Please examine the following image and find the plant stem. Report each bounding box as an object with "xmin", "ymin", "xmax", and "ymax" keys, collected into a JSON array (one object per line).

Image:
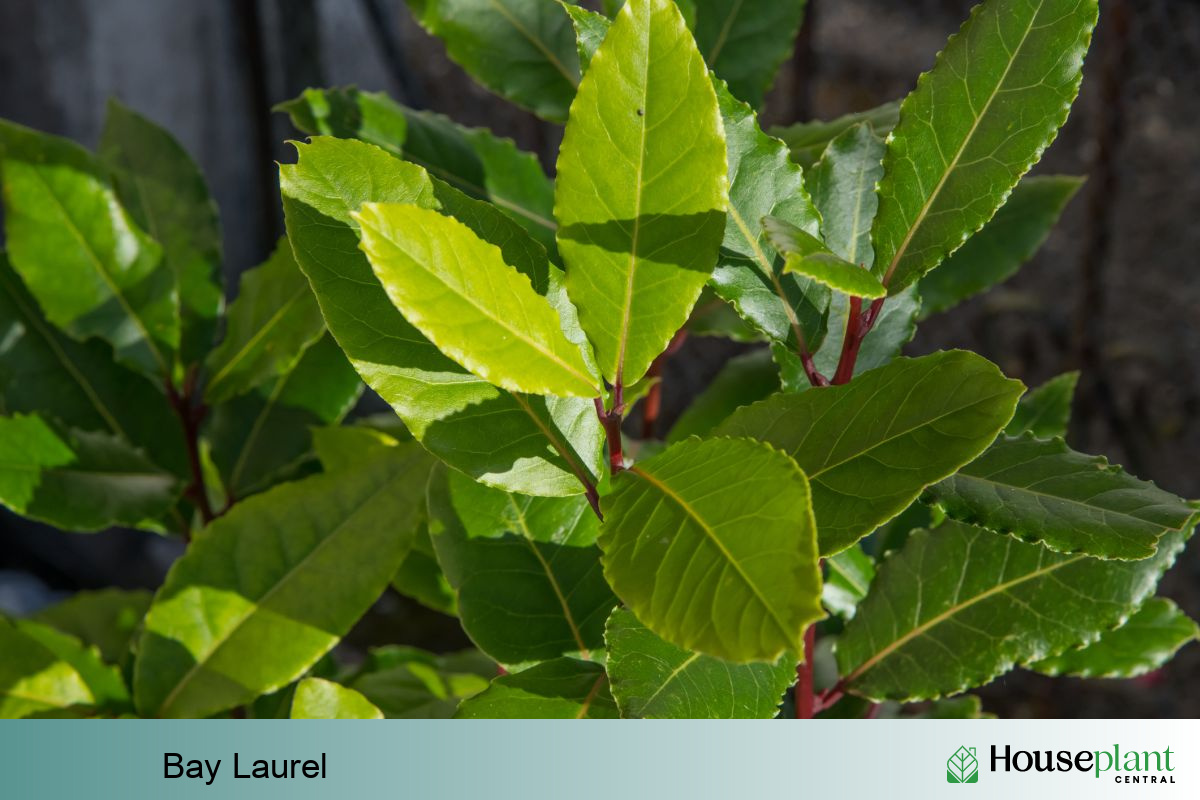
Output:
[
  {"xmin": 832, "ymin": 296, "xmax": 886, "ymax": 385},
  {"xmin": 595, "ymin": 380, "xmax": 625, "ymax": 474},
  {"xmin": 796, "ymin": 624, "xmax": 817, "ymax": 719},
  {"xmin": 799, "ymin": 350, "xmax": 830, "ymax": 388},
  {"xmin": 166, "ymin": 365, "xmax": 215, "ymax": 529}
]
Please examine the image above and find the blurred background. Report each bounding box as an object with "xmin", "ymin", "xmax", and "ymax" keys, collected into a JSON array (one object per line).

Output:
[{"xmin": 1, "ymin": 0, "xmax": 1197, "ymax": 717}]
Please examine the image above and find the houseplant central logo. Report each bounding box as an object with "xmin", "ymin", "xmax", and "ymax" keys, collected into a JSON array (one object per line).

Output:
[{"xmin": 948, "ymin": 746, "xmax": 980, "ymax": 783}]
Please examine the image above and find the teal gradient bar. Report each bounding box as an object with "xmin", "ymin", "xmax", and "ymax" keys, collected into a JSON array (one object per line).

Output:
[{"xmin": 2, "ymin": 719, "xmax": 1195, "ymax": 799}]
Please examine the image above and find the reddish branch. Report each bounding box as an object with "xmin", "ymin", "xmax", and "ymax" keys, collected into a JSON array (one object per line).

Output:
[
  {"xmin": 166, "ymin": 365, "xmax": 214, "ymax": 532},
  {"xmin": 832, "ymin": 296, "xmax": 887, "ymax": 385},
  {"xmin": 796, "ymin": 624, "xmax": 817, "ymax": 719}
]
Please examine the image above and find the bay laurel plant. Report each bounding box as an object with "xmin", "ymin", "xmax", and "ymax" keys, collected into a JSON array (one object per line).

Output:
[{"xmin": 1, "ymin": 0, "xmax": 1197, "ymax": 720}]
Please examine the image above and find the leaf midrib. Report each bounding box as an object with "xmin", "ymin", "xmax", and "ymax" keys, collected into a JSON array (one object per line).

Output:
[
  {"xmin": 485, "ymin": 0, "xmax": 579, "ymax": 89},
  {"xmin": 206, "ymin": 284, "xmax": 312, "ymax": 397}
]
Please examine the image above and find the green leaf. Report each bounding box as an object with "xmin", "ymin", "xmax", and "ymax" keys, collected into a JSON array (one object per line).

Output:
[
  {"xmin": 355, "ymin": 203, "xmax": 600, "ymax": 397},
  {"xmin": 19, "ymin": 426, "xmax": 179, "ymax": 533},
  {"xmin": 290, "ymin": 678, "xmax": 383, "ymax": 719},
  {"xmin": 807, "ymin": 287, "xmax": 921, "ymax": 384},
  {"xmin": 0, "ymin": 618, "xmax": 129, "ymax": 718},
  {"xmin": 763, "ymin": 216, "xmax": 886, "ymax": 299},
  {"xmin": 561, "ymin": 2, "xmax": 609, "ymax": 71},
  {"xmin": 556, "ymin": 0, "xmax": 728, "ymax": 387},
  {"xmin": 280, "ymin": 136, "xmax": 602, "ymax": 497},
  {"xmin": 134, "ymin": 443, "xmax": 430, "ymax": 718},
  {"xmin": 1006, "ymin": 371, "xmax": 1078, "ymax": 439},
  {"xmin": 599, "ymin": 436, "xmax": 823, "ymax": 662},
  {"xmin": 208, "ymin": 334, "xmax": 362, "ymax": 500},
  {"xmin": 0, "ymin": 413, "xmax": 74, "ymax": 512},
  {"xmin": 685, "ymin": 288, "xmax": 765, "ymax": 343},
  {"xmin": 204, "ymin": 238, "xmax": 324, "ymax": 404},
  {"xmin": 919, "ymin": 176, "xmax": 1083, "ymax": 317},
  {"xmin": 0, "ymin": 120, "xmax": 176, "ymax": 379},
  {"xmin": 823, "ymin": 545, "xmax": 874, "ymax": 620},
  {"xmin": 32, "ymin": 589, "xmax": 152, "ymax": 667},
  {"xmin": 1031, "ymin": 598, "xmax": 1199, "ymax": 679},
  {"xmin": 392, "ymin": 529, "xmax": 459, "ymax": 617},
  {"xmin": 405, "ymin": 0, "xmax": 581, "ymax": 122},
  {"xmin": 924, "ymin": 434, "xmax": 1194, "ymax": 561},
  {"xmin": 692, "ymin": 0, "xmax": 807, "ymax": 109},
  {"xmin": 871, "ymin": 0, "xmax": 1098, "ymax": 293},
  {"xmin": 275, "ymin": 88, "xmax": 556, "ymax": 253},
  {"xmin": 100, "ymin": 99, "xmax": 223, "ymax": 366},
  {"xmin": 896, "ymin": 695, "xmax": 990, "ymax": 719},
  {"xmin": 770, "ymin": 101, "xmax": 900, "ymax": 169},
  {"xmin": 0, "ymin": 254, "xmax": 188, "ymax": 479},
  {"xmin": 349, "ymin": 647, "xmax": 494, "ymax": 718},
  {"xmin": 667, "ymin": 348, "xmax": 778, "ymax": 443},
  {"xmin": 708, "ymin": 80, "xmax": 827, "ymax": 360},
  {"xmin": 837, "ymin": 519, "xmax": 1194, "ymax": 701},
  {"xmin": 455, "ymin": 658, "xmax": 617, "ymax": 718},
  {"xmin": 718, "ymin": 351, "xmax": 1022, "ymax": 554},
  {"xmin": 605, "ymin": 607, "xmax": 794, "ymax": 718},
  {"xmin": 428, "ymin": 466, "xmax": 615, "ymax": 664}
]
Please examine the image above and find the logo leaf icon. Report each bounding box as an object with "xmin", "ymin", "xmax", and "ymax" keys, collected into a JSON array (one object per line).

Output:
[{"xmin": 947, "ymin": 746, "xmax": 979, "ymax": 783}]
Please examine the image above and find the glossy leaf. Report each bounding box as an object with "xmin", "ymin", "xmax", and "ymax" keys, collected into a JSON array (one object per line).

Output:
[
  {"xmin": 685, "ymin": 288, "xmax": 765, "ymax": 343},
  {"xmin": 32, "ymin": 589, "xmax": 152, "ymax": 667},
  {"xmin": 807, "ymin": 122, "xmax": 884, "ymax": 273},
  {"xmin": 837, "ymin": 519, "xmax": 1194, "ymax": 701},
  {"xmin": 1006, "ymin": 371, "xmax": 1078, "ymax": 439},
  {"xmin": 1031, "ymin": 598, "xmax": 1199, "ymax": 679},
  {"xmin": 605, "ymin": 607, "xmax": 794, "ymax": 719},
  {"xmin": 919, "ymin": 176, "xmax": 1083, "ymax": 317},
  {"xmin": 455, "ymin": 658, "xmax": 618, "ymax": 719},
  {"xmin": 0, "ymin": 120, "xmax": 176, "ymax": 378},
  {"xmin": 769, "ymin": 101, "xmax": 899, "ymax": 169},
  {"xmin": 871, "ymin": 0, "xmax": 1099, "ymax": 292},
  {"xmin": 556, "ymin": 0, "xmax": 728, "ymax": 387},
  {"xmin": 349, "ymin": 647, "xmax": 493, "ymax": 719},
  {"xmin": 276, "ymin": 87, "xmax": 556, "ymax": 252},
  {"xmin": 823, "ymin": 545, "xmax": 875, "ymax": 620},
  {"xmin": 428, "ymin": 467, "xmax": 615, "ymax": 664},
  {"xmin": 0, "ymin": 255, "xmax": 188, "ymax": 479},
  {"xmin": 718, "ymin": 351, "xmax": 1022, "ymax": 554},
  {"xmin": 708, "ymin": 80, "xmax": 827, "ymax": 359},
  {"xmin": 599, "ymin": 436, "xmax": 823, "ymax": 662},
  {"xmin": 0, "ymin": 618, "xmax": 127, "ymax": 718},
  {"xmin": 924, "ymin": 434, "xmax": 1194, "ymax": 561},
  {"xmin": 290, "ymin": 678, "xmax": 383, "ymax": 719},
  {"xmin": 667, "ymin": 348, "xmax": 778, "ymax": 443},
  {"xmin": 561, "ymin": 2, "xmax": 609, "ymax": 71},
  {"xmin": 208, "ymin": 334, "xmax": 361, "ymax": 500},
  {"xmin": 691, "ymin": 0, "xmax": 807, "ymax": 109},
  {"xmin": 763, "ymin": 216, "xmax": 886, "ymax": 299},
  {"xmin": 393, "ymin": 529, "xmax": 459, "ymax": 617},
  {"xmin": 204, "ymin": 238, "xmax": 324, "ymax": 404},
  {"xmin": 405, "ymin": 0, "xmax": 581, "ymax": 122},
  {"xmin": 280, "ymin": 136, "xmax": 602, "ymax": 497},
  {"xmin": 356, "ymin": 203, "xmax": 600, "ymax": 397},
  {"xmin": 0, "ymin": 414, "xmax": 73, "ymax": 512},
  {"xmin": 134, "ymin": 443, "xmax": 429, "ymax": 718},
  {"xmin": 100, "ymin": 99, "xmax": 223, "ymax": 365}
]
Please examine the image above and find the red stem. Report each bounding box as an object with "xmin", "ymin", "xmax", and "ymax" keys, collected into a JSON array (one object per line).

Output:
[
  {"xmin": 832, "ymin": 296, "xmax": 886, "ymax": 385},
  {"xmin": 796, "ymin": 624, "xmax": 817, "ymax": 719},
  {"xmin": 800, "ymin": 350, "xmax": 830, "ymax": 388},
  {"xmin": 167, "ymin": 366, "xmax": 214, "ymax": 530},
  {"xmin": 594, "ymin": 387, "xmax": 625, "ymax": 475}
]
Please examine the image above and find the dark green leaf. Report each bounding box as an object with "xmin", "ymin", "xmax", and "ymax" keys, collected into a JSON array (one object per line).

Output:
[
  {"xmin": 455, "ymin": 658, "xmax": 618, "ymax": 719},
  {"xmin": 605, "ymin": 607, "xmax": 794, "ymax": 718},
  {"xmin": 100, "ymin": 99, "xmax": 223, "ymax": 365},
  {"xmin": 769, "ymin": 101, "xmax": 900, "ymax": 169},
  {"xmin": 428, "ymin": 466, "xmax": 615, "ymax": 664},
  {"xmin": 349, "ymin": 647, "xmax": 494, "ymax": 718},
  {"xmin": 871, "ymin": 0, "xmax": 1099, "ymax": 292},
  {"xmin": 556, "ymin": 0, "xmax": 728, "ymax": 387},
  {"xmin": 204, "ymin": 238, "xmax": 324, "ymax": 404},
  {"xmin": 599, "ymin": 436, "xmax": 823, "ymax": 662},
  {"xmin": 837, "ymin": 519, "xmax": 1194, "ymax": 701},
  {"xmin": 32, "ymin": 589, "xmax": 152, "ymax": 667},
  {"xmin": 134, "ymin": 442, "xmax": 429, "ymax": 718},
  {"xmin": 1031, "ymin": 598, "xmax": 1199, "ymax": 679},
  {"xmin": 0, "ymin": 617, "xmax": 127, "ymax": 718},
  {"xmin": 823, "ymin": 545, "xmax": 874, "ymax": 620},
  {"xmin": 561, "ymin": 2, "xmax": 609, "ymax": 71},
  {"xmin": 924, "ymin": 434, "xmax": 1194, "ymax": 561},
  {"xmin": 763, "ymin": 215, "xmax": 886, "ymax": 298},
  {"xmin": 692, "ymin": 0, "xmax": 808, "ymax": 109},
  {"xmin": 718, "ymin": 351, "xmax": 1022, "ymax": 554},
  {"xmin": 1006, "ymin": 371, "xmax": 1078, "ymax": 439},
  {"xmin": 405, "ymin": 0, "xmax": 581, "ymax": 122},
  {"xmin": 0, "ymin": 120, "xmax": 176, "ymax": 379},
  {"xmin": 667, "ymin": 348, "xmax": 778, "ymax": 442},
  {"xmin": 685, "ymin": 288, "xmax": 765, "ymax": 343},
  {"xmin": 918, "ymin": 176, "xmax": 1083, "ymax": 317}
]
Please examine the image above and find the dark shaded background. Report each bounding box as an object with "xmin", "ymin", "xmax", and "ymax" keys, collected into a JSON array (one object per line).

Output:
[{"xmin": 1, "ymin": 0, "xmax": 1197, "ymax": 717}]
